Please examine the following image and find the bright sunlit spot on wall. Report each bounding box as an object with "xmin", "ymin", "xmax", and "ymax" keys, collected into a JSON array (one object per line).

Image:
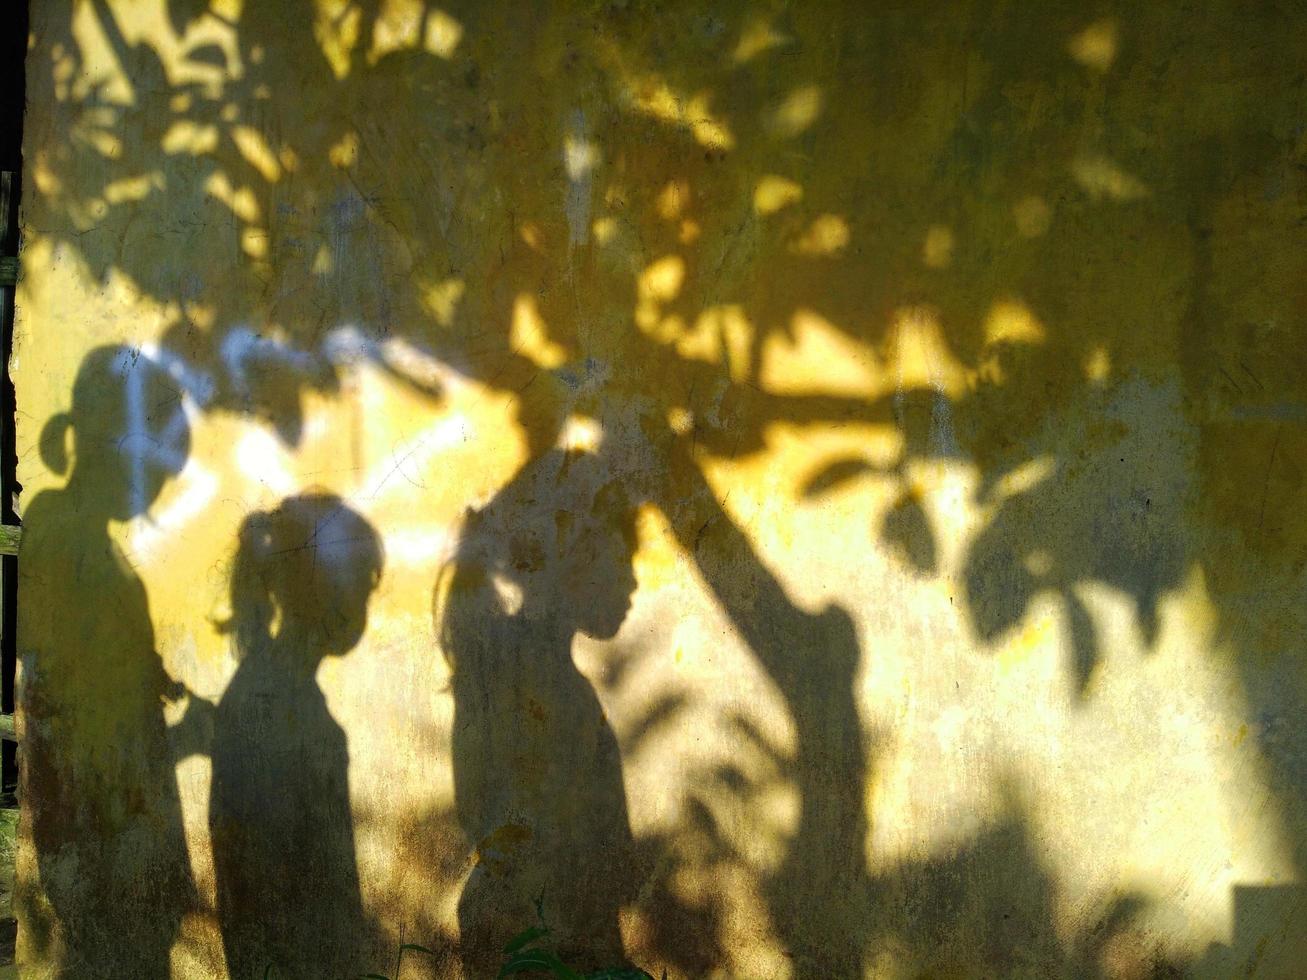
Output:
[
  {"xmin": 770, "ymin": 84, "xmax": 823, "ymax": 138},
  {"xmin": 234, "ymin": 428, "xmax": 297, "ymax": 495},
  {"xmin": 423, "ymin": 9, "xmax": 463, "ymax": 58},
  {"xmin": 790, "ymin": 214, "xmax": 849, "ymax": 256},
  {"xmin": 313, "ymin": 0, "xmax": 363, "ymax": 79},
  {"xmin": 1085, "ymin": 345, "xmax": 1112, "ymax": 383},
  {"xmin": 753, "ymin": 175, "xmax": 803, "ymax": 216},
  {"xmin": 984, "ymin": 299, "xmax": 1046, "ymax": 347},
  {"xmin": 420, "ymin": 277, "xmax": 465, "ymax": 327},
  {"xmin": 636, "ymin": 255, "xmax": 687, "ymax": 332},
  {"xmin": 733, "ymin": 18, "xmax": 790, "ymax": 64},
  {"xmin": 1069, "ymin": 18, "xmax": 1119, "ymax": 72},
  {"xmin": 557, "ymin": 415, "xmax": 604, "ymax": 453},
  {"xmin": 510, "ymin": 295, "xmax": 568, "ymax": 369},
  {"xmin": 627, "ymin": 78, "xmax": 735, "ymax": 151}
]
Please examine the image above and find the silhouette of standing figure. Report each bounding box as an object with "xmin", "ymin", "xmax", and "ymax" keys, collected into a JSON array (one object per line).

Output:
[
  {"xmin": 438, "ymin": 450, "xmax": 639, "ymax": 974},
  {"xmin": 19, "ymin": 346, "xmax": 200, "ymax": 978},
  {"xmin": 209, "ymin": 494, "xmax": 383, "ymax": 980}
]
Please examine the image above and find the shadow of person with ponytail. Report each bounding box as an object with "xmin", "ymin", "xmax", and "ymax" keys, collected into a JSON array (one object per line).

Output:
[
  {"xmin": 208, "ymin": 493, "xmax": 384, "ymax": 980},
  {"xmin": 17, "ymin": 346, "xmax": 203, "ymax": 978},
  {"xmin": 437, "ymin": 450, "xmax": 639, "ymax": 975}
]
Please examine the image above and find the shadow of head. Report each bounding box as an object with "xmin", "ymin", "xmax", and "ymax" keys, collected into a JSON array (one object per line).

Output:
[
  {"xmin": 442, "ymin": 449, "xmax": 639, "ymax": 646},
  {"xmin": 226, "ymin": 493, "xmax": 384, "ymax": 658},
  {"xmin": 39, "ymin": 346, "xmax": 192, "ymax": 520}
]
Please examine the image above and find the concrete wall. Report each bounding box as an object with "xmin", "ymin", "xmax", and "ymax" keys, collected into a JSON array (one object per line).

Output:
[{"xmin": 13, "ymin": 1, "xmax": 1307, "ymax": 977}]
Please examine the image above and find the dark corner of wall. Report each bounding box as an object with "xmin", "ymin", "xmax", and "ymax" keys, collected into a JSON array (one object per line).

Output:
[{"xmin": 0, "ymin": 0, "xmax": 30, "ymax": 800}]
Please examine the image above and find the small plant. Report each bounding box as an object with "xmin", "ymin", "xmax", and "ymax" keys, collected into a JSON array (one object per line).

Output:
[
  {"xmin": 358, "ymin": 939, "xmax": 436, "ymax": 980},
  {"xmin": 497, "ymin": 897, "xmax": 655, "ymax": 980}
]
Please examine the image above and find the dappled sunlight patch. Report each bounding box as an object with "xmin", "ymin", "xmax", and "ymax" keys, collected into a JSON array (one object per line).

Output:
[
  {"xmin": 368, "ymin": 0, "xmax": 425, "ymax": 61},
  {"xmin": 982, "ymin": 298, "xmax": 1046, "ymax": 349},
  {"xmin": 753, "ymin": 174, "xmax": 803, "ymax": 216},
  {"xmin": 127, "ymin": 456, "xmax": 222, "ymax": 562},
  {"xmin": 638, "ymin": 255, "xmax": 686, "ymax": 305},
  {"xmin": 203, "ymin": 171, "xmax": 261, "ymax": 223},
  {"xmin": 1072, "ymin": 155, "xmax": 1149, "ymax": 201},
  {"xmin": 517, "ymin": 220, "xmax": 545, "ymax": 251},
  {"xmin": 556, "ymin": 414, "xmax": 604, "ymax": 454},
  {"xmin": 161, "ymin": 120, "xmax": 219, "ymax": 156},
  {"xmin": 102, "ymin": 171, "xmax": 163, "ymax": 204},
  {"xmin": 30, "ymin": 156, "xmax": 63, "ymax": 196},
  {"xmin": 885, "ymin": 305, "xmax": 969, "ymax": 398},
  {"xmin": 230, "ymin": 125, "xmax": 283, "ymax": 183},
  {"xmin": 419, "ymin": 277, "xmax": 465, "ymax": 326},
  {"xmin": 864, "ymin": 722, "xmax": 1013, "ymax": 873},
  {"xmin": 239, "ymin": 228, "xmax": 267, "ymax": 259},
  {"xmin": 67, "ymin": 1, "xmax": 136, "ymax": 105},
  {"xmin": 1084, "ymin": 345, "xmax": 1112, "ymax": 383},
  {"xmin": 992, "ymin": 604, "xmax": 1058, "ymax": 674},
  {"xmin": 625, "ymin": 78, "xmax": 735, "ymax": 151},
  {"xmin": 921, "ymin": 224, "xmax": 954, "ymax": 268},
  {"xmin": 563, "ymin": 130, "xmax": 600, "ymax": 181},
  {"xmin": 630, "ymin": 504, "xmax": 681, "ymax": 592},
  {"xmin": 591, "ymin": 215, "xmax": 618, "ymax": 244},
  {"xmin": 761, "ymin": 308, "xmax": 880, "ymax": 396},
  {"xmin": 1009, "ymin": 578, "xmax": 1295, "ymax": 961},
  {"xmin": 665, "ymin": 405, "xmax": 694, "ymax": 436},
  {"xmin": 733, "ymin": 18, "xmax": 791, "ymax": 65},
  {"xmin": 989, "ymin": 456, "xmax": 1057, "ymax": 500},
  {"xmin": 789, "ymin": 212, "xmax": 849, "ymax": 255},
  {"xmin": 654, "ymin": 180, "xmax": 690, "ymax": 221},
  {"xmin": 169, "ymin": 914, "xmax": 228, "ymax": 980},
  {"xmin": 635, "ymin": 254, "xmax": 687, "ymax": 333},
  {"xmin": 312, "ymin": 244, "xmax": 335, "ymax": 276},
  {"xmin": 313, "ymin": 0, "xmax": 364, "ymax": 79},
  {"xmin": 672, "ymin": 305, "xmax": 753, "ymax": 381},
  {"xmin": 367, "ymin": 0, "xmax": 462, "ymax": 61},
  {"xmin": 852, "ymin": 552, "xmax": 1295, "ymax": 973},
  {"xmin": 770, "ymin": 84, "xmax": 823, "ymax": 139},
  {"xmin": 510, "ymin": 294, "xmax": 568, "ymax": 369},
  {"xmin": 376, "ymin": 522, "xmax": 459, "ymax": 569},
  {"xmin": 77, "ymin": 127, "xmax": 124, "ymax": 160},
  {"xmin": 327, "ymin": 130, "xmax": 360, "ymax": 169},
  {"xmin": 423, "ymin": 9, "xmax": 464, "ymax": 59},
  {"xmin": 1069, "ymin": 18, "xmax": 1119, "ymax": 73},
  {"xmin": 1013, "ymin": 194, "xmax": 1052, "ymax": 237}
]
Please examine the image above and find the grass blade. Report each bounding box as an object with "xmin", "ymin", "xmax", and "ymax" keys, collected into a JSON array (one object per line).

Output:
[
  {"xmin": 503, "ymin": 925, "xmax": 549, "ymax": 954},
  {"xmin": 498, "ymin": 949, "xmax": 582, "ymax": 979}
]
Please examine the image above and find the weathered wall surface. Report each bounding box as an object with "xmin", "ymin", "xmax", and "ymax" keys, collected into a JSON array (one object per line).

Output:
[{"xmin": 12, "ymin": 1, "xmax": 1307, "ymax": 977}]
